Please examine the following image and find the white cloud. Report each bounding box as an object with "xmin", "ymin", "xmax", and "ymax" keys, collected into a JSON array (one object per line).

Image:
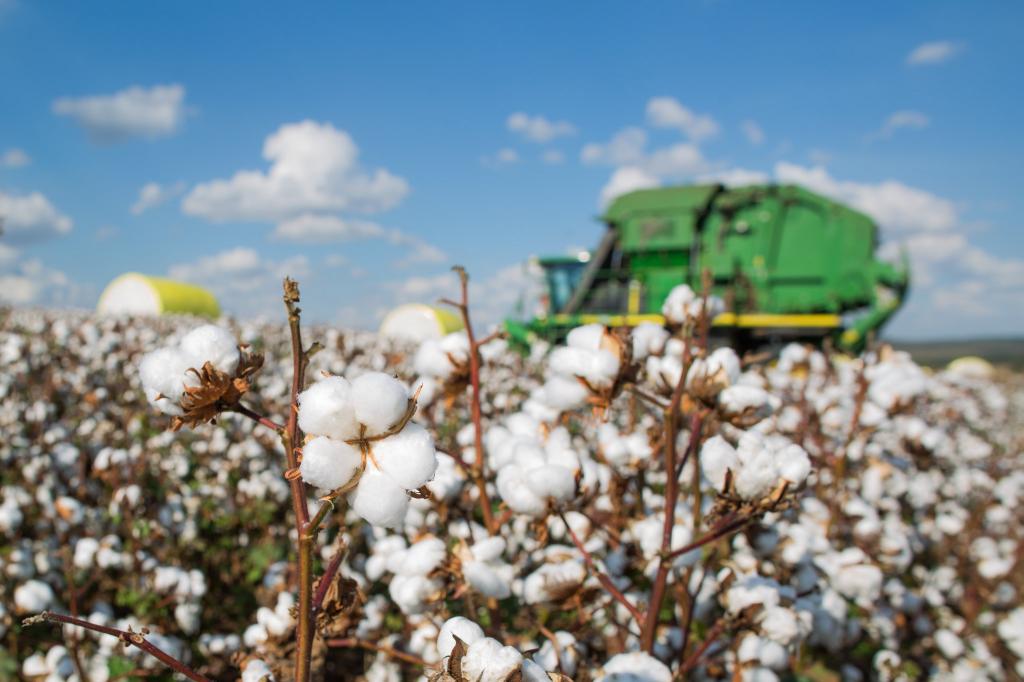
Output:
[
  {"xmin": 53, "ymin": 84, "xmax": 188, "ymax": 142},
  {"xmin": 168, "ymin": 247, "xmax": 311, "ymax": 317},
  {"xmin": 581, "ymin": 127, "xmax": 648, "ymax": 166},
  {"xmin": 906, "ymin": 40, "xmax": 963, "ymax": 66},
  {"xmin": 271, "ymin": 214, "xmax": 388, "ymax": 242},
  {"xmin": 699, "ymin": 167, "xmax": 770, "ymax": 187},
  {"xmin": 482, "ymin": 148, "xmax": 520, "ymax": 168},
  {"xmin": 645, "ymin": 97, "xmax": 719, "ymax": 141},
  {"xmin": 741, "ymin": 120, "xmax": 764, "ymax": 145},
  {"xmin": 643, "ymin": 143, "xmax": 707, "ymax": 178},
  {"xmin": 0, "ymin": 191, "xmax": 73, "ymax": 243},
  {"xmin": 269, "ymin": 213, "xmax": 446, "ymax": 265},
  {"xmin": 1, "ymin": 148, "xmax": 30, "ymax": 168},
  {"xmin": 869, "ymin": 110, "xmax": 930, "ymax": 140},
  {"xmin": 773, "ymin": 162, "xmax": 956, "ymax": 233},
  {"xmin": 599, "ymin": 166, "xmax": 660, "ymax": 207},
  {"xmin": 0, "ymin": 245, "xmax": 82, "ymax": 307},
  {"xmin": 182, "ymin": 120, "xmax": 408, "ymax": 222},
  {"xmin": 506, "ymin": 112, "xmax": 576, "ymax": 143},
  {"xmin": 131, "ymin": 181, "xmax": 186, "ymax": 215},
  {"xmin": 541, "ymin": 149, "xmax": 565, "ymax": 165},
  {"xmin": 393, "ymin": 261, "xmax": 544, "ymax": 329}
]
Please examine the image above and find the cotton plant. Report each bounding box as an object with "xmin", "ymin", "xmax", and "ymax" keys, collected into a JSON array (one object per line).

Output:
[{"xmin": 295, "ymin": 370, "xmax": 439, "ymax": 528}]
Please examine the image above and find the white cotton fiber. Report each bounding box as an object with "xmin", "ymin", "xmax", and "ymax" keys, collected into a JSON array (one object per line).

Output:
[
  {"xmin": 351, "ymin": 372, "xmax": 409, "ymax": 435},
  {"xmin": 14, "ymin": 579, "xmax": 55, "ymax": 613},
  {"xmin": 566, "ymin": 324, "xmax": 606, "ymax": 351},
  {"xmin": 371, "ymin": 423, "xmax": 438, "ymax": 490},
  {"xmin": 297, "ymin": 376, "xmax": 359, "ymax": 440},
  {"xmin": 526, "ymin": 464, "xmax": 576, "ymax": 502},
  {"xmin": 701, "ymin": 435, "xmax": 739, "ymax": 493},
  {"xmin": 349, "ymin": 468, "xmax": 409, "ymax": 528},
  {"xmin": 299, "ymin": 437, "xmax": 361, "ymax": 491},
  {"xmin": 139, "ymin": 347, "xmax": 197, "ymax": 413},
  {"xmin": 462, "ymin": 637, "xmax": 524, "ymax": 682},
  {"xmin": 496, "ymin": 465, "xmax": 548, "ymax": 516},
  {"xmin": 538, "ymin": 376, "xmax": 589, "ymax": 411},
  {"xmin": 776, "ymin": 444, "xmax": 811, "ymax": 486},
  {"xmin": 437, "ymin": 616, "xmax": 485, "ymax": 659},
  {"xmin": 631, "ymin": 322, "xmax": 669, "ymax": 360},
  {"xmin": 598, "ymin": 651, "xmax": 672, "ymax": 682},
  {"xmin": 180, "ymin": 324, "xmax": 239, "ymax": 375}
]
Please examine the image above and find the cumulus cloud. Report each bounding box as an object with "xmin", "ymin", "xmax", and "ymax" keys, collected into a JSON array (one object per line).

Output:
[
  {"xmin": 699, "ymin": 167, "xmax": 770, "ymax": 187},
  {"xmin": 906, "ymin": 40, "xmax": 963, "ymax": 66},
  {"xmin": 52, "ymin": 84, "xmax": 188, "ymax": 142},
  {"xmin": 131, "ymin": 181, "xmax": 186, "ymax": 215},
  {"xmin": 506, "ymin": 112, "xmax": 576, "ymax": 143},
  {"xmin": 741, "ymin": 120, "xmax": 764, "ymax": 145},
  {"xmin": 541, "ymin": 149, "xmax": 565, "ymax": 165},
  {"xmin": 0, "ymin": 245, "xmax": 82, "ymax": 307},
  {"xmin": 645, "ymin": 97, "xmax": 719, "ymax": 141},
  {"xmin": 599, "ymin": 166, "xmax": 660, "ymax": 207},
  {"xmin": 393, "ymin": 260, "xmax": 544, "ymax": 328},
  {"xmin": 269, "ymin": 213, "xmax": 446, "ymax": 265},
  {"xmin": 773, "ymin": 162, "xmax": 956, "ymax": 233},
  {"xmin": 482, "ymin": 148, "xmax": 520, "ymax": 167},
  {"xmin": 869, "ymin": 110, "xmax": 930, "ymax": 140},
  {"xmin": 581, "ymin": 128, "xmax": 648, "ymax": 166},
  {"xmin": 1, "ymin": 148, "xmax": 30, "ymax": 168},
  {"xmin": 182, "ymin": 120, "xmax": 408, "ymax": 222},
  {"xmin": 0, "ymin": 191, "xmax": 73, "ymax": 243},
  {"xmin": 168, "ymin": 247, "xmax": 311, "ymax": 316}
]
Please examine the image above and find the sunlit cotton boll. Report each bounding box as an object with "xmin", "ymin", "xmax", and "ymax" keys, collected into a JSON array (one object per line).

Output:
[
  {"xmin": 597, "ymin": 651, "xmax": 672, "ymax": 682},
  {"xmin": 14, "ymin": 579, "xmax": 55, "ymax": 614},
  {"xmin": 661, "ymin": 284, "xmax": 725, "ymax": 326},
  {"xmin": 298, "ymin": 437, "xmax": 362, "ymax": 491},
  {"xmin": 351, "ymin": 372, "xmax": 409, "ymax": 435},
  {"xmin": 179, "ymin": 324, "xmax": 239, "ymax": 375},
  {"xmin": 241, "ymin": 659, "xmax": 275, "ymax": 682},
  {"xmin": 138, "ymin": 347, "xmax": 197, "ymax": 415},
  {"xmin": 349, "ymin": 468, "xmax": 412, "ymax": 528},
  {"xmin": 369, "ymin": 423, "xmax": 438, "ymax": 491},
  {"xmin": 437, "ymin": 616, "xmax": 485, "ymax": 659},
  {"xmin": 462, "ymin": 637, "xmax": 524, "ymax": 682},
  {"xmin": 297, "ymin": 376, "xmax": 360, "ymax": 440},
  {"xmin": 631, "ymin": 322, "xmax": 669, "ymax": 360}
]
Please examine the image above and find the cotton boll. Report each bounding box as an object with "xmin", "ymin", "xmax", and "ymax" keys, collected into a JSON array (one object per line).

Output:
[
  {"xmin": 662, "ymin": 284, "xmax": 697, "ymax": 325},
  {"xmin": 496, "ymin": 465, "xmax": 548, "ymax": 516},
  {"xmin": 760, "ymin": 606, "xmax": 800, "ymax": 646},
  {"xmin": 934, "ymin": 629, "xmax": 964, "ymax": 659},
  {"xmin": 701, "ymin": 436, "xmax": 739, "ymax": 493},
  {"xmin": 241, "ymin": 659, "xmax": 275, "ymax": 682},
  {"xmin": 598, "ymin": 651, "xmax": 672, "ymax": 682},
  {"xmin": 538, "ymin": 376, "xmax": 589, "ymax": 411},
  {"xmin": 351, "ymin": 373, "xmax": 409, "ymax": 435},
  {"xmin": 525, "ymin": 464, "xmax": 576, "ymax": 502},
  {"xmin": 734, "ymin": 447, "xmax": 778, "ymax": 500},
  {"xmin": 521, "ymin": 659, "xmax": 550, "ymax": 682},
  {"xmin": 462, "ymin": 637, "xmax": 523, "ymax": 682},
  {"xmin": 414, "ymin": 340, "xmax": 455, "ymax": 379},
  {"xmin": 523, "ymin": 560, "xmax": 586, "ymax": 603},
  {"xmin": 389, "ymin": 574, "xmax": 442, "ymax": 614},
  {"xmin": 179, "ymin": 324, "xmax": 239, "ymax": 375},
  {"xmin": 390, "ymin": 537, "xmax": 447, "ymax": 576},
  {"xmin": 299, "ymin": 437, "xmax": 362, "ymax": 491},
  {"xmin": 719, "ymin": 385, "xmax": 775, "ymax": 426},
  {"xmin": 776, "ymin": 444, "xmax": 810, "ymax": 487},
  {"xmin": 138, "ymin": 347, "xmax": 195, "ymax": 413},
  {"xmin": 297, "ymin": 376, "xmax": 359, "ymax": 440},
  {"xmin": 631, "ymin": 322, "xmax": 669, "ymax": 360},
  {"xmin": 174, "ymin": 602, "xmax": 201, "ymax": 635},
  {"xmin": 14, "ymin": 579, "xmax": 55, "ymax": 613},
  {"xmin": 350, "ymin": 468, "xmax": 409, "ymax": 528},
  {"xmin": 738, "ymin": 634, "xmax": 789, "ymax": 670},
  {"xmin": 463, "ymin": 560, "xmax": 512, "ymax": 599},
  {"xmin": 469, "ymin": 537, "xmax": 506, "ymax": 563},
  {"xmin": 73, "ymin": 537, "xmax": 99, "ymax": 569},
  {"xmin": 566, "ymin": 324, "xmax": 606, "ymax": 351},
  {"xmin": 371, "ymin": 423, "xmax": 438, "ymax": 490},
  {"xmin": 437, "ymin": 616, "xmax": 486, "ymax": 659}
]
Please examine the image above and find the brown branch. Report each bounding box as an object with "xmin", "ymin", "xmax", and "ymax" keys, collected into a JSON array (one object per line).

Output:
[
  {"xmin": 666, "ymin": 514, "xmax": 754, "ymax": 562},
  {"xmin": 640, "ymin": 348, "xmax": 699, "ymax": 653},
  {"xmin": 23, "ymin": 612, "xmax": 211, "ymax": 682},
  {"xmin": 326, "ymin": 638, "xmax": 426, "ymax": 667},
  {"xmin": 231, "ymin": 403, "xmax": 285, "ymax": 433},
  {"xmin": 678, "ymin": 616, "xmax": 729, "ymax": 675},
  {"xmin": 441, "ymin": 266, "xmax": 497, "ymax": 535},
  {"xmin": 312, "ymin": 543, "xmax": 347, "ymax": 616},
  {"xmin": 558, "ymin": 512, "xmax": 643, "ymax": 624}
]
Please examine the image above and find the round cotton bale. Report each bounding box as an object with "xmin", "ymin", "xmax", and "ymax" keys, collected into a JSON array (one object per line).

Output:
[
  {"xmin": 379, "ymin": 304, "xmax": 463, "ymax": 343},
  {"xmin": 97, "ymin": 273, "xmax": 220, "ymax": 318}
]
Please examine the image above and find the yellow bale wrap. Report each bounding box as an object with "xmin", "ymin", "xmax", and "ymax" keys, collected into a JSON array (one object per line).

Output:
[{"xmin": 97, "ymin": 273, "xmax": 220, "ymax": 318}]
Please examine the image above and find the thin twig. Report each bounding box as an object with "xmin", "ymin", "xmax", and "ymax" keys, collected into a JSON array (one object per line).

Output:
[
  {"xmin": 312, "ymin": 543, "xmax": 347, "ymax": 616},
  {"xmin": 665, "ymin": 514, "xmax": 753, "ymax": 561},
  {"xmin": 558, "ymin": 512, "xmax": 643, "ymax": 624},
  {"xmin": 231, "ymin": 403, "xmax": 285, "ymax": 433},
  {"xmin": 441, "ymin": 266, "xmax": 497, "ymax": 535},
  {"xmin": 23, "ymin": 612, "xmax": 211, "ymax": 682}
]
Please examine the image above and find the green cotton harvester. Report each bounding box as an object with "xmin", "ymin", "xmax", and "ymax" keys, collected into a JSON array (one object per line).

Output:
[{"xmin": 505, "ymin": 183, "xmax": 909, "ymax": 352}]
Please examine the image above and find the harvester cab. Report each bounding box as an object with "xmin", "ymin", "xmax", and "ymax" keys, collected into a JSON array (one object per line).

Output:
[{"xmin": 505, "ymin": 183, "xmax": 909, "ymax": 353}]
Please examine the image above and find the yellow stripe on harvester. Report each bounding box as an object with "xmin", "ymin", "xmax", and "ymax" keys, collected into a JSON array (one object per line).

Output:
[{"xmin": 549, "ymin": 312, "xmax": 842, "ymax": 329}]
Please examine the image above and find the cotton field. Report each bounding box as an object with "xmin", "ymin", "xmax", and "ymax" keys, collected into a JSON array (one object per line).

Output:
[{"xmin": 1, "ymin": 283, "xmax": 1023, "ymax": 682}]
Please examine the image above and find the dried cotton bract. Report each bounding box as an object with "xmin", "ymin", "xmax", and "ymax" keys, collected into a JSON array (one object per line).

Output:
[{"xmin": 297, "ymin": 371, "xmax": 438, "ymax": 528}]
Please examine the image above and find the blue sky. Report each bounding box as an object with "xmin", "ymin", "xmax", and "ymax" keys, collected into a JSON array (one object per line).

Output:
[{"xmin": 1, "ymin": 1, "xmax": 1021, "ymax": 338}]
